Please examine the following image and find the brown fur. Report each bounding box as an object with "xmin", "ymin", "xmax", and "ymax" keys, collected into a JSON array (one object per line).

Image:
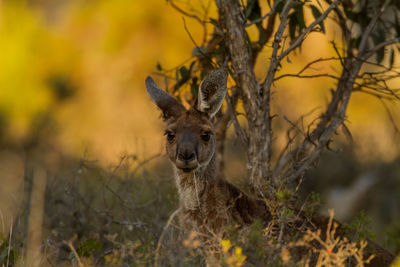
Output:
[
  {"xmin": 166, "ymin": 109, "xmax": 270, "ymax": 233},
  {"xmin": 146, "ymin": 70, "xmax": 394, "ymax": 266}
]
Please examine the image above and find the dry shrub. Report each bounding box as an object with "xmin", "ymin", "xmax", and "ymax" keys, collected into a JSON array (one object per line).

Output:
[
  {"xmin": 154, "ymin": 207, "xmax": 377, "ymax": 267},
  {"xmin": 288, "ymin": 210, "xmax": 375, "ymax": 267}
]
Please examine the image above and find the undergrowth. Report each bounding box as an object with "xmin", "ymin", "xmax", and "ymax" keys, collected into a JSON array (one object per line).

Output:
[{"xmin": 0, "ymin": 154, "xmax": 398, "ymax": 266}]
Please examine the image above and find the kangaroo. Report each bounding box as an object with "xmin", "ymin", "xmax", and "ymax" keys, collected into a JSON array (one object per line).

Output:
[
  {"xmin": 146, "ymin": 69, "xmax": 270, "ymax": 234},
  {"xmin": 145, "ymin": 69, "xmax": 394, "ymax": 266}
]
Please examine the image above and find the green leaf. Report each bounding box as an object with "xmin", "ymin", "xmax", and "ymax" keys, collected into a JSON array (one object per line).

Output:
[
  {"xmin": 341, "ymin": 122, "xmax": 353, "ymax": 144},
  {"xmin": 283, "ymin": 207, "xmax": 294, "ymax": 219},
  {"xmin": 245, "ymin": 0, "xmax": 256, "ymax": 18},
  {"xmin": 376, "ymin": 48, "xmax": 385, "ymax": 64},
  {"xmin": 245, "ymin": 0, "xmax": 261, "ymax": 22},
  {"xmin": 389, "ymin": 48, "xmax": 395, "ymax": 69},
  {"xmin": 190, "ymin": 78, "xmax": 198, "ymax": 98},
  {"xmin": 288, "ymin": 14, "xmax": 297, "ymax": 41},
  {"xmin": 174, "ymin": 66, "xmax": 191, "ymax": 91},
  {"xmin": 175, "ymin": 68, "xmax": 179, "ymax": 84},
  {"xmin": 77, "ymin": 238, "xmax": 102, "ymax": 257},
  {"xmin": 294, "ymin": 5, "xmax": 306, "ymax": 31},
  {"xmin": 372, "ymin": 28, "xmax": 386, "ymax": 64},
  {"xmin": 174, "ymin": 69, "xmax": 182, "ymax": 91},
  {"xmin": 276, "ymin": 0, "xmax": 284, "ymax": 13},
  {"xmin": 394, "ymin": 10, "xmax": 400, "ymax": 37},
  {"xmin": 343, "ymin": 9, "xmax": 358, "ymax": 21},
  {"xmin": 309, "ymin": 5, "xmax": 325, "ymax": 33},
  {"xmin": 188, "ymin": 61, "xmax": 196, "ymax": 74},
  {"xmin": 192, "ymin": 47, "xmax": 207, "ymax": 56},
  {"xmin": 179, "ymin": 66, "xmax": 189, "ymax": 81},
  {"xmin": 276, "ymin": 190, "xmax": 284, "ymax": 200},
  {"xmin": 352, "ymin": 36, "xmax": 361, "ymax": 49},
  {"xmin": 209, "ymin": 18, "xmax": 219, "ymax": 26},
  {"xmin": 258, "ymin": 23, "xmax": 267, "ymax": 45}
]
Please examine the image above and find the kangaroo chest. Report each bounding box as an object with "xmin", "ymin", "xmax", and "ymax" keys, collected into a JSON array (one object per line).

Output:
[{"xmin": 175, "ymin": 172, "xmax": 237, "ymax": 231}]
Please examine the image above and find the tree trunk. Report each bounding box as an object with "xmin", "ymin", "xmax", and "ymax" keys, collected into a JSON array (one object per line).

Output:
[{"xmin": 216, "ymin": 0, "xmax": 271, "ymax": 188}]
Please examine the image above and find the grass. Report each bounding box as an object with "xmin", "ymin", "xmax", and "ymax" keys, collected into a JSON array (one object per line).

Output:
[{"xmin": 0, "ymin": 152, "xmax": 399, "ymax": 266}]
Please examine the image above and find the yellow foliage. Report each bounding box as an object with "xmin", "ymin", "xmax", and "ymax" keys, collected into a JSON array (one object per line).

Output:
[
  {"xmin": 292, "ymin": 210, "xmax": 375, "ymax": 267},
  {"xmin": 0, "ymin": 2, "xmax": 52, "ymax": 137},
  {"xmin": 0, "ymin": 0, "xmax": 399, "ymax": 163},
  {"xmin": 220, "ymin": 239, "xmax": 246, "ymax": 267},
  {"xmin": 221, "ymin": 239, "xmax": 231, "ymax": 253},
  {"xmin": 183, "ymin": 231, "xmax": 201, "ymax": 249},
  {"xmin": 391, "ymin": 254, "xmax": 400, "ymax": 267}
]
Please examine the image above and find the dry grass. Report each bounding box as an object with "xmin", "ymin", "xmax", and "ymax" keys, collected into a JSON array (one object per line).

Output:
[
  {"xmin": 0, "ymin": 153, "xmax": 398, "ymax": 266},
  {"xmin": 153, "ymin": 204, "xmax": 379, "ymax": 266},
  {"xmin": 288, "ymin": 210, "xmax": 375, "ymax": 267}
]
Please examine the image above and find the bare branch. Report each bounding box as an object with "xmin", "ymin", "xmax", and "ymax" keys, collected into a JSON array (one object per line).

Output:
[
  {"xmin": 361, "ymin": 58, "xmax": 400, "ymax": 74},
  {"xmin": 245, "ymin": 0, "xmax": 282, "ymax": 27},
  {"xmin": 274, "ymin": 57, "xmax": 340, "ymax": 81},
  {"xmin": 332, "ymin": 6, "xmax": 352, "ymax": 57},
  {"xmin": 217, "ymin": 0, "xmax": 259, "ymax": 109},
  {"xmin": 358, "ymin": 0, "xmax": 392, "ymax": 54},
  {"xmin": 262, "ymin": 0, "xmax": 293, "ymax": 94},
  {"xmin": 155, "ymin": 209, "xmax": 180, "ymax": 267},
  {"xmin": 167, "ymin": 0, "xmax": 210, "ymax": 46},
  {"xmin": 251, "ymin": 0, "xmax": 294, "ymax": 181},
  {"xmin": 275, "ymin": 73, "xmax": 339, "ymax": 81},
  {"xmin": 218, "ymin": 0, "xmax": 272, "ymax": 186},
  {"xmin": 63, "ymin": 236, "xmax": 84, "ymax": 267},
  {"xmin": 283, "ymin": 115, "xmax": 317, "ymax": 147},
  {"xmin": 362, "ymin": 37, "xmax": 400, "ymax": 60},
  {"xmin": 293, "ymin": 57, "xmax": 339, "ymax": 76},
  {"xmin": 215, "ymin": 87, "xmax": 241, "ymax": 173},
  {"xmin": 379, "ymin": 98, "xmax": 400, "ymax": 137},
  {"xmin": 167, "ymin": 0, "xmax": 205, "ymax": 25},
  {"xmin": 275, "ymin": 52, "xmax": 361, "ymax": 183},
  {"xmin": 226, "ymin": 88, "xmax": 248, "ymax": 145},
  {"xmin": 279, "ymin": 0, "xmax": 341, "ymax": 60},
  {"xmin": 182, "ymin": 17, "xmax": 216, "ymax": 68}
]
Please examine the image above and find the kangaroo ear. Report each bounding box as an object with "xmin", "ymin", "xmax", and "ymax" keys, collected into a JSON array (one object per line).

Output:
[
  {"xmin": 146, "ymin": 76, "xmax": 185, "ymax": 120},
  {"xmin": 197, "ymin": 69, "xmax": 227, "ymax": 118}
]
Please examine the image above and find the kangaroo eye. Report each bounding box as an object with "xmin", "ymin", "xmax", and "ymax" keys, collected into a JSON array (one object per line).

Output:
[
  {"xmin": 164, "ymin": 130, "xmax": 175, "ymax": 142},
  {"xmin": 201, "ymin": 131, "xmax": 212, "ymax": 142}
]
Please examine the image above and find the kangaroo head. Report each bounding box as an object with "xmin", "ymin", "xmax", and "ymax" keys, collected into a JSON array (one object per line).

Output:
[{"xmin": 146, "ymin": 69, "xmax": 227, "ymax": 173}]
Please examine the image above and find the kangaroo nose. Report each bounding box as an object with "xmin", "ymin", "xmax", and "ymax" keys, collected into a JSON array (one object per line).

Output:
[{"xmin": 178, "ymin": 151, "xmax": 195, "ymax": 162}]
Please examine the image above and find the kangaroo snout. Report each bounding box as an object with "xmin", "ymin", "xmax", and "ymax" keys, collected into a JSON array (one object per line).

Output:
[{"xmin": 176, "ymin": 149, "xmax": 198, "ymax": 172}]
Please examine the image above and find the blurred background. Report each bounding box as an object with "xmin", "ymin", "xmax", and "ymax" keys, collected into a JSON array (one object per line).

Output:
[{"xmin": 0, "ymin": 0, "xmax": 399, "ymax": 265}]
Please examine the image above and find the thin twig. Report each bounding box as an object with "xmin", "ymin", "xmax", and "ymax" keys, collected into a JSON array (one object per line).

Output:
[
  {"xmin": 112, "ymin": 220, "xmax": 145, "ymax": 227},
  {"xmin": 7, "ymin": 221, "xmax": 12, "ymax": 267},
  {"xmin": 262, "ymin": 0, "xmax": 293, "ymax": 94},
  {"xmin": 290, "ymin": 57, "xmax": 339, "ymax": 76},
  {"xmin": 279, "ymin": 0, "xmax": 341, "ymax": 61},
  {"xmin": 275, "ymin": 73, "xmax": 339, "ymax": 81},
  {"xmin": 362, "ymin": 37, "xmax": 400, "ymax": 61},
  {"xmin": 103, "ymin": 152, "xmax": 161, "ymax": 213},
  {"xmin": 358, "ymin": 0, "xmax": 391, "ymax": 54},
  {"xmin": 245, "ymin": 0, "xmax": 282, "ymax": 27},
  {"xmin": 226, "ymin": 89, "xmax": 248, "ymax": 145},
  {"xmin": 167, "ymin": 0, "xmax": 205, "ymax": 25},
  {"xmin": 64, "ymin": 235, "xmax": 84, "ymax": 267},
  {"xmin": 154, "ymin": 209, "xmax": 180, "ymax": 267},
  {"xmin": 182, "ymin": 17, "xmax": 217, "ymax": 68},
  {"xmin": 131, "ymin": 153, "xmax": 162, "ymax": 177},
  {"xmin": 258, "ymin": 0, "xmax": 293, "ymax": 178},
  {"xmin": 0, "ymin": 208, "xmax": 4, "ymax": 233},
  {"xmin": 283, "ymin": 115, "xmax": 317, "ymax": 147},
  {"xmin": 379, "ymin": 98, "xmax": 400, "ymax": 137}
]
